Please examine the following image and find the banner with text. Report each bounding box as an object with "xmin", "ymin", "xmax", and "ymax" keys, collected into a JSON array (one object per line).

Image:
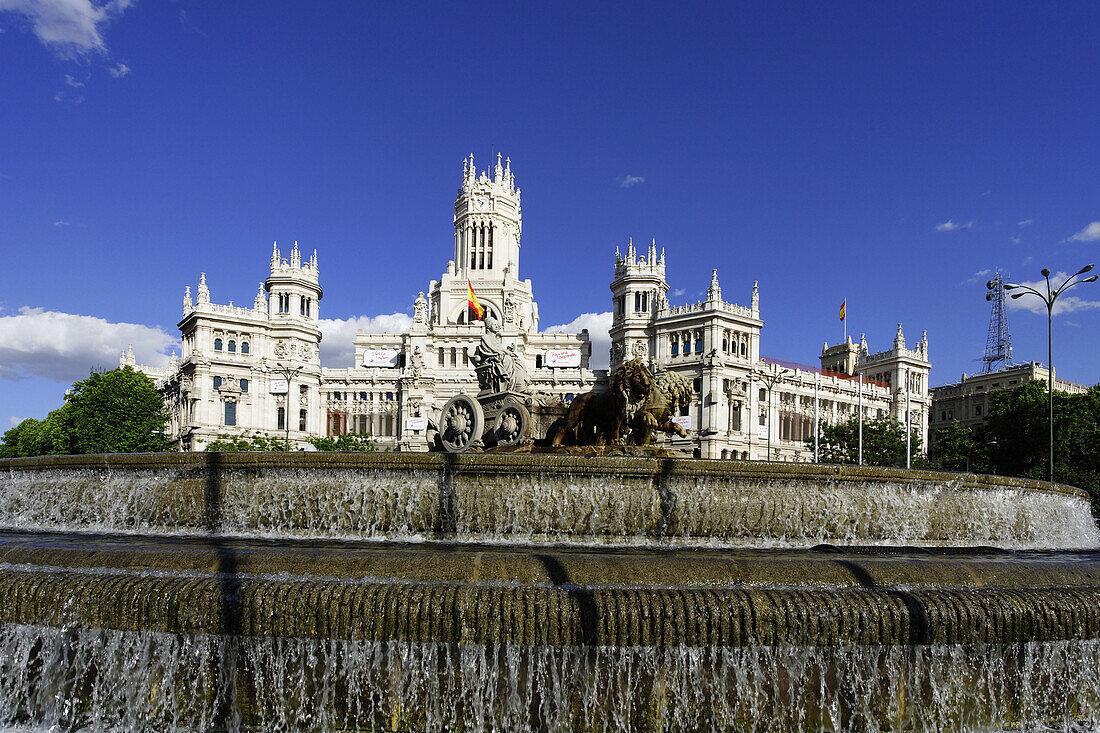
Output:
[
  {"xmin": 545, "ymin": 349, "xmax": 582, "ymax": 368},
  {"xmin": 363, "ymin": 349, "xmax": 400, "ymax": 367}
]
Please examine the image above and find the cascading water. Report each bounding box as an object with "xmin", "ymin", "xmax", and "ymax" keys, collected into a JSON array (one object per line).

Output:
[{"xmin": 1, "ymin": 452, "xmax": 1098, "ymax": 731}]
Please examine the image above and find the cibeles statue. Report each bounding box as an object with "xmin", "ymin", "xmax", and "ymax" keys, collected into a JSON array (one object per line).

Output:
[
  {"xmin": 434, "ymin": 312, "xmax": 532, "ymax": 452},
  {"xmin": 471, "ymin": 313, "xmax": 528, "ymax": 395}
]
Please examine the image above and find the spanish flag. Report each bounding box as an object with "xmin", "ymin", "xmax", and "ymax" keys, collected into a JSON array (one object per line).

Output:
[
  {"xmin": 839, "ymin": 300, "xmax": 846, "ymax": 322},
  {"xmin": 467, "ymin": 280, "xmax": 484, "ymax": 321}
]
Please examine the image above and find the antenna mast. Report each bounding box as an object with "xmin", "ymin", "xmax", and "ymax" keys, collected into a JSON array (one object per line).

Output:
[{"xmin": 982, "ymin": 270, "xmax": 1013, "ymax": 373}]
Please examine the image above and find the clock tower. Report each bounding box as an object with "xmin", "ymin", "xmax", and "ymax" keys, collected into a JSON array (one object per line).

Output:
[
  {"xmin": 453, "ymin": 153, "xmax": 521, "ymax": 279},
  {"xmin": 430, "ymin": 154, "xmax": 538, "ymax": 331}
]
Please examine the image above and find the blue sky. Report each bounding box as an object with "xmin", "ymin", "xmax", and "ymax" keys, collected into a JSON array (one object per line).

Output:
[{"xmin": 2, "ymin": 1, "xmax": 1099, "ymax": 426}]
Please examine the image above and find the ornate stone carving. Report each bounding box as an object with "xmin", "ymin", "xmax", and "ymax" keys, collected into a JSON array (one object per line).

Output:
[
  {"xmin": 414, "ymin": 292, "xmax": 428, "ymax": 325},
  {"xmin": 471, "ymin": 314, "xmax": 528, "ymax": 394}
]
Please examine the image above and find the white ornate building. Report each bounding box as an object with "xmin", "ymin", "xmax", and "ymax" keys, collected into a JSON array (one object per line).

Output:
[
  {"xmin": 607, "ymin": 239, "xmax": 931, "ymax": 460},
  {"xmin": 137, "ymin": 155, "xmax": 932, "ymax": 459},
  {"xmin": 146, "ymin": 156, "xmax": 599, "ymax": 451}
]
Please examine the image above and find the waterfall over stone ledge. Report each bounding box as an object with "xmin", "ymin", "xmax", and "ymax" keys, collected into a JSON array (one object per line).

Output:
[{"xmin": 0, "ymin": 452, "xmax": 1098, "ymax": 730}]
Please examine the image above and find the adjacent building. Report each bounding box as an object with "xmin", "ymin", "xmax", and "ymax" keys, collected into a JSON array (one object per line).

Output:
[{"xmin": 928, "ymin": 362, "xmax": 1090, "ymax": 452}]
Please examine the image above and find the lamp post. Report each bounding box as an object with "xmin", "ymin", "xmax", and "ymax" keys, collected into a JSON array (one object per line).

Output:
[
  {"xmin": 274, "ymin": 362, "xmax": 303, "ymax": 450},
  {"xmin": 752, "ymin": 365, "xmax": 791, "ymax": 461},
  {"xmin": 1002, "ymin": 264, "xmax": 1096, "ymax": 483}
]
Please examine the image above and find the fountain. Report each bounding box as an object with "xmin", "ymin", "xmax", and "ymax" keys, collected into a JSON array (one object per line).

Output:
[{"xmin": 1, "ymin": 449, "xmax": 1099, "ymax": 731}]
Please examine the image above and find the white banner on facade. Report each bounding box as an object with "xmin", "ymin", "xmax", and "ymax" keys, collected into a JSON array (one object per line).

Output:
[
  {"xmin": 270, "ymin": 379, "xmax": 288, "ymax": 394},
  {"xmin": 363, "ymin": 349, "xmax": 400, "ymax": 367},
  {"xmin": 757, "ymin": 423, "xmax": 768, "ymax": 439},
  {"xmin": 545, "ymin": 348, "xmax": 581, "ymax": 368},
  {"xmin": 672, "ymin": 415, "xmax": 692, "ymax": 431},
  {"xmin": 405, "ymin": 417, "xmax": 427, "ymax": 431}
]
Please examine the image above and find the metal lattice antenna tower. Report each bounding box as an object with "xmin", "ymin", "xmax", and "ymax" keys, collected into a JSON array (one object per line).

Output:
[{"xmin": 982, "ymin": 271, "xmax": 1013, "ymax": 372}]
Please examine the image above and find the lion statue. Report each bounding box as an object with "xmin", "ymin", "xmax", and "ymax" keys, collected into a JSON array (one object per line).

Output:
[
  {"xmin": 625, "ymin": 369, "xmax": 692, "ymax": 446},
  {"xmin": 547, "ymin": 360, "xmax": 690, "ymax": 447}
]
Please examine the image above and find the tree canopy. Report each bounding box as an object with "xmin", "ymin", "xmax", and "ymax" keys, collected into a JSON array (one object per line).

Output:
[
  {"xmin": 929, "ymin": 381, "xmax": 1100, "ymax": 513},
  {"xmin": 0, "ymin": 367, "xmax": 169, "ymax": 457},
  {"xmin": 806, "ymin": 414, "xmax": 923, "ymax": 468}
]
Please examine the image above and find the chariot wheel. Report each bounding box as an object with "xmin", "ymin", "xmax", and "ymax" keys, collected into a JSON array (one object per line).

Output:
[
  {"xmin": 440, "ymin": 394, "xmax": 484, "ymax": 453},
  {"xmin": 492, "ymin": 399, "xmax": 530, "ymax": 447}
]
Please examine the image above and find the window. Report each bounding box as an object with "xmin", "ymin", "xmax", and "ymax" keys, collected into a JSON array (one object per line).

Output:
[
  {"xmin": 240, "ymin": 379, "xmax": 248, "ymax": 392},
  {"xmin": 759, "ymin": 388, "xmax": 766, "ymax": 401},
  {"xmin": 277, "ymin": 407, "xmax": 285, "ymax": 430},
  {"xmin": 693, "ymin": 378, "xmax": 702, "ymax": 393},
  {"xmin": 299, "ymin": 409, "xmax": 307, "ymax": 432},
  {"xmin": 213, "ymin": 376, "xmax": 222, "ymax": 389},
  {"xmin": 224, "ymin": 402, "xmax": 236, "ymax": 426},
  {"xmin": 214, "ymin": 338, "xmax": 223, "ymax": 351},
  {"xmin": 695, "ymin": 336, "xmax": 703, "ymax": 353},
  {"xmin": 360, "ymin": 392, "xmax": 368, "ymax": 400},
  {"xmin": 386, "ymin": 392, "xmax": 394, "ymax": 401},
  {"xmin": 1009, "ymin": 380, "xmax": 1018, "ymax": 385},
  {"xmin": 740, "ymin": 342, "xmax": 747, "ymax": 356},
  {"xmin": 241, "ymin": 342, "xmax": 249, "ymax": 355},
  {"xmin": 536, "ymin": 355, "xmax": 543, "ymax": 368},
  {"xmin": 671, "ymin": 341, "xmax": 679, "ymax": 356},
  {"xmin": 974, "ymin": 405, "xmax": 982, "ymax": 417}
]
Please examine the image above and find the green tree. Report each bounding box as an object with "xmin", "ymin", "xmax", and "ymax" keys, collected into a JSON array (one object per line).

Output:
[
  {"xmin": 931, "ymin": 420, "xmax": 989, "ymax": 472},
  {"xmin": 0, "ymin": 367, "xmax": 169, "ymax": 457},
  {"xmin": 308, "ymin": 433, "xmax": 378, "ymax": 452},
  {"xmin": 808, "ymin": 415, "xmax": 923, "ymax": 468},
  {"xmin": 205, "ymin": 433, "xmax": 290, "ymax": 451},
  {"xmin": 983, "ymin": 381, "xmax": 1100, "ymax": 512}
]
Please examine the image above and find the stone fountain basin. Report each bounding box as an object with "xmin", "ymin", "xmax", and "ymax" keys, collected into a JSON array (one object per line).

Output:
[
  {"xmin": 2, "ymin": 529, "xmax": 1099, "ymax": 647},
  {"xmin": 1, "ymin": 453, "xmax": 1096, "ymax": 549}
]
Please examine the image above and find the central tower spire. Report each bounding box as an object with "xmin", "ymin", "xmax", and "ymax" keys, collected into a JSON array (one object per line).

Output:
[{"xmin": 453, "ymin": 154, "xmax": 522, "ymax": 280}]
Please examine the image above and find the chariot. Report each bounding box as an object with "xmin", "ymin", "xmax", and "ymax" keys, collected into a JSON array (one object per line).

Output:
[{"xmin": 436, "ymin": 389, "xmax": 531, "ymax": 452}]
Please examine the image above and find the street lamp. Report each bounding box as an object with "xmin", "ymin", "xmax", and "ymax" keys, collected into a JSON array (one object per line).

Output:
[
  {"xmin": 752, "ymin": 365, "xmax": 791, "ymax": 461},
  {"xmin": 274, "ymin": 362, "xmax": 303, "ymax": 450},
  {"xmin": 1002, "ymin": 264, "xmax": 1097, "ymax": 483}
]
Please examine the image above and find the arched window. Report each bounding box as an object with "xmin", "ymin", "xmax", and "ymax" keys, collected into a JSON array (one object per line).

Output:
[
  {"xmin": 740, "ymin": 341, "xmax": 747, "ymax": 356},
  {"xmin": 213, "ymin": 376, "xmax": 222, "ymax": 389},
  {"xmin": 228, "ymin": 340, "xmax": 236, "ymax": 353},
  {"xmin": 214, "ymin": 338, "xmax": 223, "ymax": 351},
  {"xmin": 671, "ymin": 341, "xmax": 679, "ymax": 356},
  {"xmin": 240, "ymin": 379, "xmax": 248, "ymax": 392},
  {"xmin": 241, "ymin": 342, "xmax": 250, "ymax": 355}
]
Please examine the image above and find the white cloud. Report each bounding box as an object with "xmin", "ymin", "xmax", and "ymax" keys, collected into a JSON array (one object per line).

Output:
[
  {"xmin": 1005, "ymin": 272, "xmax": 1100, "ymax": 316},
  {"xmin": 545, "ymin": 311, "xmax": 612, "ymax": 370},
  {"xmin": 9, "ymin": 417, "xmax": 23, "ymax": 427},
  {"xmin": 63, "ymin": 73, "xmax": 83, "ymax": 87},
  {"xmin": 0, "ymin": 306, "xmax": 174, "ymax": 382},
  {"xmin": 52, "ymin": 220, "xmax": 69, "ymax": 227},
  {"xmin": 108, "ymin": 61, "xmax": 129, "ymax": 77},
  {"xmin": 1018, "ymin": 219, "xmax": 1034, "ymax": 227},
  {"xmin": 936, "ymin": 220, "xmax": 974, "ymax": 232},
  {"xmin": 1068, "ymin": 222, "xmax": 1100, "ymax": 242},
  {"xmin": 672, "ymin": 288, "xmax": 685, "ymax": 297},
  {"xmin": 0, "ymin": 0, "xmax": 135, "ymax": 57},
  {"xmin": 962, "ymin": 268, "xmax": 992, "ymax": 286},
  {"xmin": 618, "ymin": 175, "xmax": 645, "ymax": 188},
  {"xmin": 1010, "ymin": 235, "xmax": 1022, "ymax": 244},
  {"xmin": 318, "ymin": 313, "xmax": 413, "ymax": 367}
]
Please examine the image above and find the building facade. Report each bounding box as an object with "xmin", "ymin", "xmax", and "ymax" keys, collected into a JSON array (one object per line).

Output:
[
  {"xmin": 607, "ymin": 239, "xmax": 931, "ymax": 460},
  {"xmin": 145, "ymin": 156, "xmax": 599, "ymax": 451},
  {"xmin": 138, "ymin": 155, "xmax": 932, "ymax": 459}
]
